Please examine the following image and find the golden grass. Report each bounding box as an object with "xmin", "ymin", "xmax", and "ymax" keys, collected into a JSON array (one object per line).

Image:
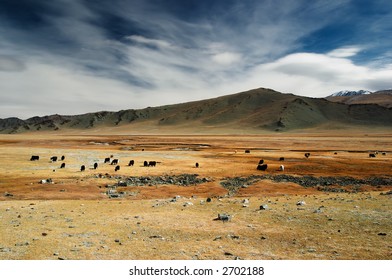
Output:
[{"xmin": 0, "ymin": 132, "xmax": 391, "ymax": 260}]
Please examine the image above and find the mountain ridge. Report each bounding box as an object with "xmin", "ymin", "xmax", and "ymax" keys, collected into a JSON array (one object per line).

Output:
[
  {"xmin": 326, "ymin": 89, "xmax": 392, "ymax": 108},
  {"xmin": 1, "ymin": 87, "xmax": 391, "ymax": 134}
]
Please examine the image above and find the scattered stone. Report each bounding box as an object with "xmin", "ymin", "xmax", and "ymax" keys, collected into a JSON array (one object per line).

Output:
[
  {"xmin": 380, "ymin": 190, "xmax": 392, "ymax": 195},
  {"xmin": 213, "ymin": 236, "xmax": 222, "ymax": 241},
  {"xmin": 224, "ymin": 252, "xmax": 234, "ymax": 256},
  {"xmin": 296, "ymin": 200, "xmax": 306, "ymax": 206},
  {"xmin": 40, "ymin": 178, "xmax": 53, "ymax": 184},
  {"xmin": 259, "ymin": 204, "xmax": 269, "ymax": 210},
  {"xmin": 4, "ymin": 192, "xmax": 13, "ymax": 197},
  {"xmin": 149, "ymin": 235, "xmax": 165, "ymax": 240},
  {"xmin": 15, "ymin": 242, "xmax": 29, "ymax": 246},
  {"xmin": 214, "ymin": 213, "xmax": 232, "ymax": 222},
  {"xmin": 0, "ymin": 247, "xmax": 11, "ymax": 252},
  {"xmin": 378, "ymin": 233, "xmax": 387, "ymax": 236},
  {"xmin": 183, "ymin": 202, "xmax": 193, "ymax": 207},
  {"xmin": 228, "ymin": 234, "xmax": 240, "ymax": 239},
  {"xmin": 42, "ymin": 233, "xmax": 48, "ymax": 236}
]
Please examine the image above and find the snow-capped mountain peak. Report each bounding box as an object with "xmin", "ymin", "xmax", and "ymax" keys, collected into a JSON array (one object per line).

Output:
[{"xmin": 329, "ymin": 90, "xmax": 372, "ymax": 97}]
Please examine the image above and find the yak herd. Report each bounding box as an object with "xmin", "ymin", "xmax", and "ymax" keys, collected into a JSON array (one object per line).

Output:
[
  {"xmin": 29, "ymin": 149, "xmax": 385, "ymax": 174},
  {"xmin": 30, "ymin": 154, "xmax": 162, "ymax": 172}
]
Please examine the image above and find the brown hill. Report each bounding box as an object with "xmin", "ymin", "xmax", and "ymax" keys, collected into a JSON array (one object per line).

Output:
[
  {"xmin": 1, "ymin": 88, "xmax": 391, "ymax": 134},
  {"xmin": 326, "ymin": 90, "xmax": 392, "ymax": 108}
]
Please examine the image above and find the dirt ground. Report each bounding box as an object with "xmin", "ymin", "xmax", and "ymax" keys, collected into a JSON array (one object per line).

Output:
[{"xmin": 0, "ymin": 132, "xmax": 391, "ymax": 260}]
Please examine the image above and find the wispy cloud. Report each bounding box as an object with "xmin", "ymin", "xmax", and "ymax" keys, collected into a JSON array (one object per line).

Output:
[{"xmin": 0, "ymin": 0, "xmax": 391, "ymax": 119}]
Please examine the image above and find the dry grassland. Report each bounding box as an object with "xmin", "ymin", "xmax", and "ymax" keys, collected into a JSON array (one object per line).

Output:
[{"xmin": 0, "ymin": 132, "xmax": 391, "ymax": 260}]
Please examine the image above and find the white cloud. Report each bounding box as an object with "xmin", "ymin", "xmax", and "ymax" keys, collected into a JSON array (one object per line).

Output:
[
  {"xmin": 211, "ymin": 52, "xmax": 242, "ymax": 66},
  {"xmin": 327, "ymin": 46, "xmax": 362, "ymax": 58},
  {"xmin": 1, "ymin": 0, "xmax": 391, "ymax": 119},
  {"xmin": 238, "ymin": 49, "xmax": 392, "ymax": 97},
  {"xmin": 126, "ymin": 35, "xmax": 173, "ymax": 50},
  {"xmin": 0, "ymin": 56, "xmax": 25, "ymax": 72}
]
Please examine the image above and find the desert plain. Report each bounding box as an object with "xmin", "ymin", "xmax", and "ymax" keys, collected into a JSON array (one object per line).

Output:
[{"xmin": 0, "ymin": 130, "xmax": 391, "ymax": 260}]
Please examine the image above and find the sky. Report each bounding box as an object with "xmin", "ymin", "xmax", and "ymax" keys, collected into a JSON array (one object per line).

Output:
[{"xmin": 1, "ymin": 0, "xmax": 392, "ymax": 119}]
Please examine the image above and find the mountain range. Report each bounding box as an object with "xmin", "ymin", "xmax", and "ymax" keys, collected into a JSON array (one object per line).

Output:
[
  {"xmin": 1, "ymin": 88, "xmax": 391, "ymax": 134},
  {"xmin": 326, "ymin": 89, "xmax": 392, "ymax": 108}
]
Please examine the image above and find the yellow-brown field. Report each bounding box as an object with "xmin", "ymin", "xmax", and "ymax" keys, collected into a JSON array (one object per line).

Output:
[{"xmin": 0, "ymin": 132, "xmax": 391, "ymax": 260}]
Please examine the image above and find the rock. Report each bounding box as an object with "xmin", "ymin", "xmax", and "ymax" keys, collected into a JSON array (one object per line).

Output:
[
  {"xmin": 259, "ymin": 204, "xmax": 269, "ymax": 210},
  {"xmin": 40, "ymin": 178, "xmax": 53, "ymax": 184},
  {"xmin": 296, "ymin": 200, "xmax": 306, "ymax": 206},
  {"xmin": 228, "ymin": 234, "xmax": 240, "ymax": 239},
  {"xmin": 215, "ymin": 213, "xmax": 232, "ymax": 222},
  {"xmin": 149, "ymin": 235, "xmax": 165, "ymax": 240},
  {"xmin": 15, "ymin": 242, "xmax": 29, "ymax": 246}
]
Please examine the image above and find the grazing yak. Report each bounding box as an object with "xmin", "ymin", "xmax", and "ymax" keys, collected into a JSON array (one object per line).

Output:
[
  {"xmin": 60, "ymin": 155, "xmax": 65, "ymax": 161},
  {"xmin": 195, "ymin": 162, "xmax": 199, "ymax": 168},
  {"xmin": 60, "ymin": 163, "xmax": 65, "ymax": 169},
  {"xmin": 128, "ymin": 160, "xmax": 134, "ymax": 166},
  {"xmin": 143, "ymin": 161, "xmax": 148, "ymax": 167},
  {"xmin": 115, "ymin": 165, "xmax": 120, "ymax": 172},
  {"xmin": 104, "ymin": 157, "xmax": 110, "ymax": 163},
  {"xmin": 30, "ymin": 155, "xmax": 39, "ymax": 161},
  {"xmin": 111, "ymin": 159, "xmax": 119, "ymax": 165},
  {"xmin": 94, "ymin": 162, "xmax": 98, "ymax": 169},
  {"xmin": 305, "ymin": 153, "xmax": 310, "ymax": 158},
  {"xmin": 80, "ymin": 165, "xmax": 85, "ymax": 172},
  {"xmin": 369, "ymin": 153, "xmax": 376, "ymax": 158},
  {"xmin": 257, "ymin": 164, "xmax": 268, "ymax": 171},
  {"xmin": 258, "ymin": 159, "xmax": 264, "ymax": 165},
  {"xmin": 50, "ymin": 156, "xmax": 58, "ymax": 162},
  {"xmin": 279, "ymin": 165, "xmax": 284, "ymax": 171},
  {"xmin": 148, "ymin": 161, "xmax": 156, "ymax": 167},
  {"xmin": 279, "ymin": 157, "xmax": 285, "ymax": 161}
]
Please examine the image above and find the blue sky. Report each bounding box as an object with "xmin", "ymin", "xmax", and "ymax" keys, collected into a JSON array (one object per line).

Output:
[{"xmin": 0, "ymin": 0, "xmax": 391, "ymax": 118}]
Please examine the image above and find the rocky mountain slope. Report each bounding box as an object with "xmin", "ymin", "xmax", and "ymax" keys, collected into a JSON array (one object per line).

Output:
[
  {"xmin": 326, "ymin": 90, "xmax": 392, "ymax": 108},
  {"xmin": 1, "ymin": 88, "xmax": 391, "ymax": 133}
]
